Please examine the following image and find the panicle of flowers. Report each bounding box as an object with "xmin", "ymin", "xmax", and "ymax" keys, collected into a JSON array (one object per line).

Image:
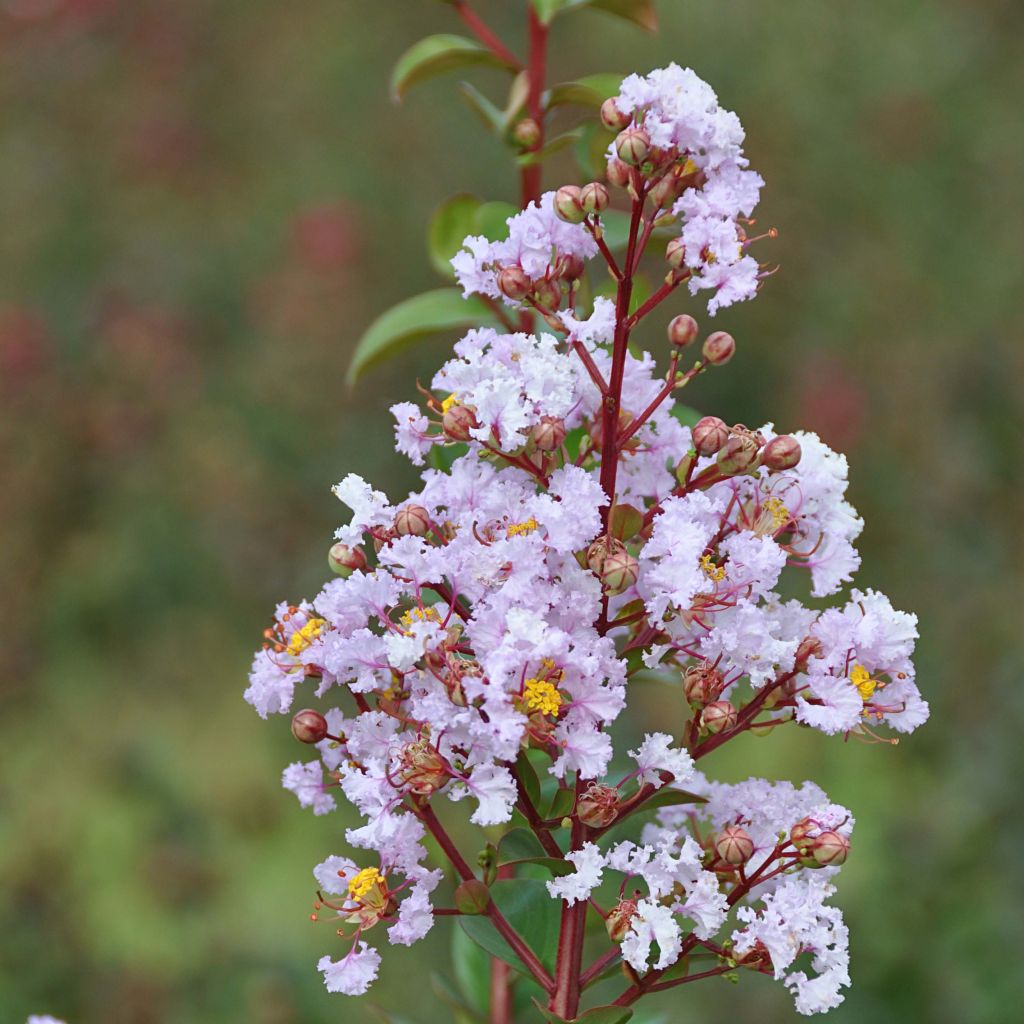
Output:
[{"xmin": 244, "ymin": 59, "xmax": 925, "ymax": 1016}]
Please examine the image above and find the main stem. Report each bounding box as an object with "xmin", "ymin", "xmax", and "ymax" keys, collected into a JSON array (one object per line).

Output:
[{"xmin": 520, "ymin": 7, "xmax": 548, "ymax": 206}]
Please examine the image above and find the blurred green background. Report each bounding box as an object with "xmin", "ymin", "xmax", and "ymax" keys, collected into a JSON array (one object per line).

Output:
[{"xmin": 2, "ymin": 0, "xmax": 1022, "ymax": 1021}]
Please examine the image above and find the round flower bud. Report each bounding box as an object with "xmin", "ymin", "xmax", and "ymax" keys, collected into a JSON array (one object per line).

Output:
[
  {"xmin": 715, "ymin": 825, "xmax": 755, "ymax": 865},
  {"xmin": 443, "ymin": 403, "xmax": 479, "ymax": 442},
  {"xmin": 554, "ymin": 185, "xmax": 585, "ymax": 224},
  {"xmin": 667, "ymin": 314, "xmax": 699, "ymax": 348},
  {"xmin": 454, "ymin": 879, "xmax": 491, "ymax": 915},
  {"xmin": 691, "ymin": 416, "xmax": 729, "ymax": 456},
  {"xmin": 790, "ymin": 817, "xmax": 817, "ymax": 855},
  {"xmin": 512, "ymin": 117, "xmax": 541, "ymax": 149},
  {"xmin": 702, "ymin": 330, "xmax": 736, "ymax": 366},
  {"xmin": 531, "ymin": 415, "xmax": 566, "ymax": 452},
  {"xmin": 577, "ymin": 783, "xmax": 621, "ymax": 828},
  {"xmin": 701, "ymin": 700, "xmax": 738, "ymax": 734},
  {"xmin": 606, "ymin": 899, "xmax": 638, "ymax": 943},
  {"xmin": 666, "ymin": 237, "xmax": 686, "ymax": 269},
  {"xmin": 649, "ymin": 171, "xmax": 685, "ymax": 210},
  {"xmin": 291, "ymin": 709, "xmax": 329, "ymax": 744},
  {"xmin": 497, "ymin": 265, "xmax": 532, "ymax": 301},
  {"xmin": 328, "ymin": 542, "xmax": 367, "ymax": 577},
  {"xmin": 600, "ymin": 97, "xmax": 631, "ymax": 132},
  {"xmin": 812, "ymin": 830, "xmax": 850, "ymax": 866},
  {"xmin": 556, "ymin": 253, "xmax": 586, "ymax": 281},
  {"xmin": 533, "ymin": 277, "xmax": 562, "ymax": 311},
  {"xmin": 615, "ymin": 126, "xmax": 650, "ymax": 166},
  {"xmin": 716, "ymin": 433, "xmax": 760, "ymax": 476},
  {"xmin": 605, "ymin": 156, "xmax": 631, "ymax": 188},
  {"xmin": 394, "ymin": 504, "xmax": 431, "ymax": 537},
  {"xmin": 580, "ymin": 181, "xmax": 609, "ymax": 215},
  {"xmin": 761, "ymin": 434, "xmax": 802, "ymax": 472},
  {"xmin": 683, "ymin": 662, "xmax": 725, "ymax": 706},
  {"xmin": 600, "ymin": 547, "xmax": 639, "ymax": 594}
]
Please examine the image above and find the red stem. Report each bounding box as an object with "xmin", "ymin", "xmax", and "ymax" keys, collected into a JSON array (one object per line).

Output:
[
  {"xmin": 452, "ymin": 1, "xmax": 523, "ymax": 69},
  {"xmin": 520, "ymin": 8, "xmax": 548, "ymax": 206}
]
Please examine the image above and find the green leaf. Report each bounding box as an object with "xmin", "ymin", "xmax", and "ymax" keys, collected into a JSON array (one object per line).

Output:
[
  {"xmin": 429, "ymin": 194, "xmax": 483, "ymax": 276},
  {"xmin": 446, "ymin": 935, "xmax": 490, "ymax": 1019},
  {"xmin": 609, "ymin": 503, "xmax": 643, "ymax": 540},
  {"xmin": 458, "ymin": 81, "xmax": 507, "ymax": 133},
  {"xmin": 390, "ymin": 34, "xmax": 512, "ymax": 102},
  {"xmin": 459, "ymin": 879, "xmax": 561, "ymax": 976},
  {"xmin": 516, "ymin": 127, "xmax": 585, "ymax": 167},
  {"xmin": 347, "ymin": 289, "xmax": 501, "ymax": 384},
  {"xmin": 516, "ymin": 750, "xmax": 541, "ymax": 807},
  {"xmin": 547, "ymin": 73, "xmax": 624, "ymax": 110},
  {"xmin": 530, "ymin": 0, "xmax": 577, "ymax": 22},
  {"xmin": 474, "ymin": 201, "xmax": 517, "ymax": 240},
  {"xmin": 532, "ymin": 1000, "xmax": 635, "ymax": 1024},
  {"xmin": 499, "ymin": 828, "xmax": 547, "ymax": 862},
  {"xmin": 672, "ymin": 404, "xmax": 703, "ymax": 428},
  {"xmin": 547, "ymin": 787, "xmax": 576, "ymax": 820},
  {"xmin": 588, "ymin": 0, "xmax": 658, "ymax": 30}
]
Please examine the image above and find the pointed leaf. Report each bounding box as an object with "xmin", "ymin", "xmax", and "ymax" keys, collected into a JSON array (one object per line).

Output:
[
  {"xmin": 610, "ymin": 503, "xmax": 643, "ymax": 540},
  {"xmin": 429, "ymin": 194, "xmax": 483, "ymax": 276},
  {"xmin": 516, "ymin": 750, "xmax": 542, "ymax": 808},
  {"xmin": 347, "ymin": 289, "xmax": 500, "ymax": 384},
  {"xmin": 547, "ymin": 787, "xmax": 576, "ymax": 820},
  {"xmin": 547, "ymin": 73, "xmax": 625, "ymax": 110},
  {"xmin": 391, "ymin": 34, "xmax": 512, "ymax": 102},
  {"xmin": 499, "ymin": 828, "xmax": 547, "ymax": 863},
  {"xmin": 532, "ymin": 1000, "xmax": 634, "ymax": 1024},
  {"xmin": 588, "ymin": 0, "xmax": 657, "ymax": 30},
  {"xmin": 458, "ymin": 81, "xmax": 506, "ymax": 133},
  {"xmin": 517, "ymin": 127, "xmax": 585, "ymax": 167}
]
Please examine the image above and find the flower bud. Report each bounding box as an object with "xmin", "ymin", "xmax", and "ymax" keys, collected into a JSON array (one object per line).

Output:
[
  {"xmin": 812, "ymin": 830, "xmax": 850, "ymax": 866},
  {"xmin": 794, "ymin": 636, "xmax": 823, "ymax": 671},
  {"xmin": 556, "ymin": 253, "xmax": 586, "ymax": 281},
  {"xmin": 615, "ymin": 126, "xmax": 650, "ymax": 166},
  {"xmin": 665, "ymin": 237, "xmax": 686, "ymax": 269},
  {"xmin": 601, "ymin": 547, "xmax": 639, "ymax": 594},
  {"xmin": 691, "ymin": 416, "xmax": 729, "ymax": 456},
  {"xmin": 531, "ymin": 415, "xmax": 566, "ymax": 452},
  {"xmin": 443, "ymin": 403, "xmax": 479, "ymax": 442},
  {"xmin": 394, "ymin": 504, "xmax": 431, "ymax": 537},
  {"xmin": 701, "ymin": 700, "xmax": 737, "ymax": 734},
  {"xmin": 674, "ymin": 450, "xmax": 696, "ymax": 485},
  {"xmin": 761, "ymin": 434, "xmax": 802, "ymax": 472},
  {"xmin": 580, "ymin": 181, "xmax": 609, "ymax": 215},
  {"xmin": 577, "ymin": 783, "xmax": 621, "ymax": 828},
  {"xmin": 648, "ymin": 171, "xmax": 685, "ymax": 209},
  {"xmin": 328, "ymin": 542, "xmax": 367, "ymax": 577},
  {"xmin": 534, "ymin": 277, "xmax": 562, "ymax": 310},
  {"xmin": 606, "ymin": 899, "xmax": 638, "ymax": 943},
  {"xmin": 291, "ymin": 709, "xmax": 328, "ymax": 744},
  {"xmin": 600, "ymin": 97, "xmax": 631, "ymax": 132},
  {"xmin": 554, "ymin": 185, "xmax": 585, "ymax": 224},
  {"xmin": 716, "ymin": 433, "xmax": 760, "ymax": 476},
  {"xmin": 702, "ymin": 330, "xmax": 736, "ymax": 366},
  {"xmin": 497, "ymin": 265, "xmax": 532, "ymax": 301},
  {"xmin": 667, "ymin": 314, "xmax": 699, "ymax": 348},
  {"xmin": 790, "ymin": 817, "xmax": 817, "ymax": 855},
  {"xmin": 715, "ymin": 825, "xmax": 755, "ymax": 865},
  {"xmin": 683, "ymin": 662, "xmax": 725, "ymax": 706},
  {"xmin": 606, "ymin": 156, "xmax": 631, "ymax": 188},
  {"xmin": 512, "ymin": 117, "xmax": 541, "ymax": 149},
  {"xmin": 396, "ymin": 738, "xmax": 451, "ymax": 796},
  {"xmin": 454, "ymin": 879, "xmax": 491, "ymax": 915}
]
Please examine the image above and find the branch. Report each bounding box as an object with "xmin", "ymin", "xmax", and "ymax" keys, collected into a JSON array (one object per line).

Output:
[{"xmin": 452, "ymin": 1, "xmax": 523, "ymax": 69}]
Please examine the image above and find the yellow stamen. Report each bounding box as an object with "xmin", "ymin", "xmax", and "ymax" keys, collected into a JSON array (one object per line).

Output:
[
  {"xmin": 850, "ymin": 664, "xmax": 878, "ymax": 701},
  {"xmin": 700, "ymin": 554, "xmax": 726, "ymax": 582},
  {"xmin": 763, "ymin": 497, "xmax": 790, "ymax": 531},
  {"xmin": 507, "ymin": 516, "xmax": 539, "ymax": 539},
  {"xmin": 287, "ymin": 617, "xmax": 325, "ymax": 656},
  {"xmin": 540, "ymin": 658, "xmax": 564, "ymax": 682},
  {"xmin": 524, "ymin": 677, "xmax": 562, "ymax": 717},
  {"xmin": 440, "ymin": 394, "xmax": 459, "ymax": 414},
  {"xmin": 347, "ymin": 867, "xmax": 384, "ymax": 900},
  {"xmin": 400, "ymin": 606, "xmax": 441, "ymax": 632}
]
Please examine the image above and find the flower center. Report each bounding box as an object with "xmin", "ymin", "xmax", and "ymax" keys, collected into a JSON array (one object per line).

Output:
[
  {"xmin": 763, "ymin": 497, "xmax": 790, "ymax": 530},
  {"xmin": 507, "ymin": 516, "xmax": 539, "ymax": 538},
  {"xmin": 400, "ymin": 606, "xmax": 441, "ymax": 632},
  {"xmin": 440, "ymin": 393, "xmax": 459, "ymax": 413},
  {"xmin": 347, "ymin": 867, "xmax": 384, "ymax": 900},
  {"xmin": 287, "ymin": 617, "xmax": 325, "ymax": 656},
  {"xmin": 850, "ymin": 664, "xmax": 878, "ymax": 701},
  {"xmin": 700, "ymin": 554, "xmax": 726, "ymax": 582},
  {"xmin": 524, "ymin": 677, "xmax": 562, "ymax": 717}
]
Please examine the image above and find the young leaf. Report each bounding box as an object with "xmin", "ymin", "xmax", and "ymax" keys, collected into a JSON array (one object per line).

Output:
[
  {"xmin": 459, "ymin": 879, "xmax": 561, "ymax": 976},
  {"xmin": 446, "ymin": 936, "xmax": 490, "ymax": 1019},
  {"xmin": 547, "ymin": 787, "xmax": 576, "ymax": 820},
  {"xmin": 347, "ymin": 290, "xmax": 501, "ymax": 384},
  {"xmin": 547, "ymin": 73, "xmax": 625, "ymax": 110},
  {"xmin": 588, "ymin": 0, "xmax": 658, "ymax": 30},
  {"xmin": 515, "ymin": 750, "xmax": 541, "ymax": 808},
  {"xmin": 429, "ymin": 194, "xmax": 483, "ymax": 276},
  {"xmin": 609, "ymin": 503, "xmax": 643, "ymax": 540},
  {"xmin": 458, "ymin": 81, "xmax": 507, "ymax": 134},
  {"xmin": 498, "ymin": 828, "xmax": 548, "ymax": 863},
  {"xmin": 516, "ymin": 127, "xmax": 585, "ymax": 167},
  {"xmin": 391, "ymin": 34, "xmax": 512, "ymax": 102}
]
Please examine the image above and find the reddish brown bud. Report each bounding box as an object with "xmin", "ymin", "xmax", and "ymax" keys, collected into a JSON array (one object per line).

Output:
[
  {"xmin": 291, "ymin": 709, "xmax": 329, "ymax": 744},
  {"xmin": 702, "ymin": 330, "xmax": 736, "ymax": 366},
  {"xmin": 328, "ymin": 542, "xmax": 367, "ymax": 577},
  {"xmin": 683, "ymin": 661, "xmax": 725, "ymax": 706},
  {"xmin": 600, "ymin": 97, "xmax": 631, "ymax": 132},
  {"xmin": 512, "ymin": 117, "xmax": 541, "ymax": 149},
  {"xmin": 795, "ymin": 636, "xmax": 823, "ymax": 671},
  {"xmin": 601, "ymin": 546, "xmax": 639, "ymax": 595},
  {"xmin": 554, "ymin": 185, "xmax": 585, "ymax": 224},
  {"xmin": 701, "ymin": 700, "xmax": 738, "ymax": 734},
  {"xmin": 667, "ymin": 314, "xmax": 699, "ymax": 348},
  {"xmin": 394, "ymin": 505, "xmax": 431, "ymax": 537},
  {"xmin": 443, "ymin": 403, "xmax": 479, "ymax": 442},
  {"xmin": 531, "ymin": 415, "xmax": 566, "ymax": 452},
  {"xmin": 716, "ymin": 432, "xmax": 760, "ymax": 476},
  {"xmin": 497, "ymin": 265, "xmax": 532, "ymax": 301},
  {"xmin": 665, "ymin": 237, "xmax": 686, "ymax": 269},
  {"xmin": 606, "ymin": 156, "xmax": 631, "ymax": 188},
  {"xmin": 580, "ymin": 181, "xmax": 610, "ymax": 215},
  {"xmin": 715, "ymin": 825, "xmax": 755, "ymax": 865},
  {"xmin": 534, "ymin": 277, "xmax": 562, "ymax": 311},
  {"xmin": 790, "ymin": 817, "xmax": 817, "ymax": 855},
  {"xmin": 761, "ymin": 434, "xmax": 802, "ymax": 472},
  {"xmin": 606, "ymin": 899, "xmax": 638, "ymax": 942},
  {"xmin": 577, "ymin": 783, "xmax": 621, "ymax": 828},
  {"xmin": 691, "ymin": 415, "xmax": 729, "ymax": 456},
  {"xmin": 812, "ymin": 830, "xmax": 850, "ymax": 866},
  {"xmin": 556, "ymin": 253, "xmax": 586, "ymax": 281},
  {"xmin": 615, "ymin": 126, "xmax": 650, "ymax": 166}
]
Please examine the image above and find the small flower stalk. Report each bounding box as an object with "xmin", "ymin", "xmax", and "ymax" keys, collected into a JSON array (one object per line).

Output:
[{"xmin": 243, "ymin": 3, "xmax": 926, "ymax": 1019}]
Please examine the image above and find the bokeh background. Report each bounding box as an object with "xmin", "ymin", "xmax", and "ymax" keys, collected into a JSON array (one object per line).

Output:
[{"xmin": 2, "ymin": 0, "xmax": 1022, "ymax": 1021}]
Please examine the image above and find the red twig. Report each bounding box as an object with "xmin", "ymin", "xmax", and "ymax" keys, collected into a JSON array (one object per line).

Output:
[
  {"xmin": 452, "ymin": 1, "xmax": 522, "ymax": 69},
  {"xmin": 520, "ymin": 8, "xmax": 549, "ymax": 206}
]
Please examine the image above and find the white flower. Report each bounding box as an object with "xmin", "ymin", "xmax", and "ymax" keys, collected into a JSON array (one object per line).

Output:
[
  {"xmin": 629, "ymin": 733, "xmax": 694, "ymax": 789},
  {"xmin": 318, "ymin": 942, "xmax": 382, "ymax": 995},
  {"xmin": 621, "ymin": 898, "xmax": 682, "ymax": 972},
  {"xmin": 546, "ymin": 842, "xmax": 606, "ymax": 905}
]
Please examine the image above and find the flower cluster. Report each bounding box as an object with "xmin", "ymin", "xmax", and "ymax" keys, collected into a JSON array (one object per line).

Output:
[{"xmin": 245, "ymin": 63, "xmax": 925, "ymax": 1017}]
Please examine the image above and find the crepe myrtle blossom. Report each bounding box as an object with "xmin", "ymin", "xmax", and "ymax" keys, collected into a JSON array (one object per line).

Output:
[{"xmin": 243, "ymin": 50, "xmax": 924, "ymax": 1021}]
